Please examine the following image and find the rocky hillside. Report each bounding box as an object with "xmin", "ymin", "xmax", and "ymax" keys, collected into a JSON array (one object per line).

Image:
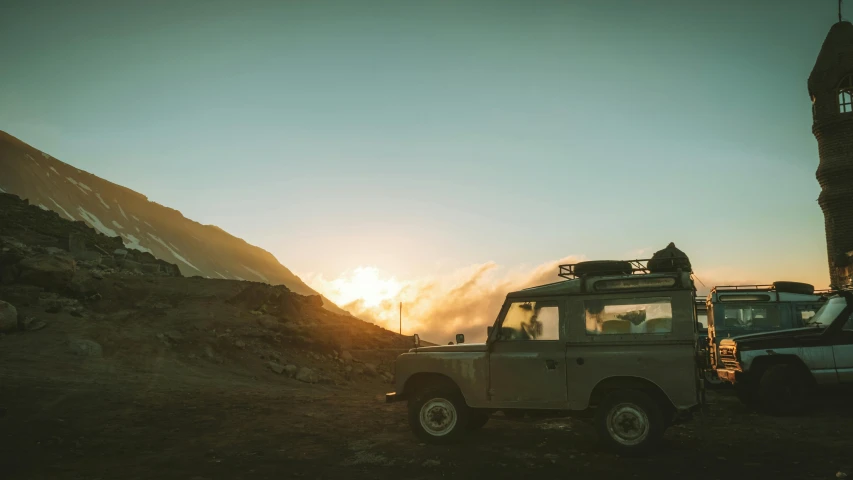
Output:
[
  {"xmin": 0, "ymin": 191, "xmax": 413, "ymax": 386},
  {"xmin": 0, "ymin": 130, "xmax": 346, "ymax": 315}
]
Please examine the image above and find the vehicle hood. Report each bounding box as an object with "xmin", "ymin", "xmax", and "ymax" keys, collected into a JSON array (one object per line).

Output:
[
  {"xmin": 410, "ymin": 343, "xmax": 488, "ymax": 353},
  {"xmin": 723, "ymin": 327, "xmax": 825, "ymax": 348}
]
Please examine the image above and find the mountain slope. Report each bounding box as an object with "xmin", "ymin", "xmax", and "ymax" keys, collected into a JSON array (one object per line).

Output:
[{"xmin": 0, "ymin": 130, "xmax": 347, "ymax": 315}]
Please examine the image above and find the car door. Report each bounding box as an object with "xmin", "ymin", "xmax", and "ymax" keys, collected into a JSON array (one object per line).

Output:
[
  {"xmin": 488, "ymin": 298, "xmax": 568, "ymax": 409},
  {"xmin": 833, "ymin": 314, "xmax": 853, "ymax": 383}
]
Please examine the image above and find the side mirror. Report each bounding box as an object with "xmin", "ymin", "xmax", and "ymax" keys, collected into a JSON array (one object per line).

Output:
[
  {"xmin": 487, "ymin": 326, "xmax": 494, "ymax": 339},
  {"xmin": 455, "ymin": 333, "xmax": 465, "ymax": 344},
  {"xmin": 413, "ymin": 334, "xmax": 420, "ymax": 348}
]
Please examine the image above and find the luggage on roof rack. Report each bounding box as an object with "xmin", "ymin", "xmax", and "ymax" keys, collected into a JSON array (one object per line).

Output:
[
  {"xmin": 572, "ymin": 260, "xmax": 633, "ymax": 277},
  {"xmin": 647, "ymin": 242, "xmax": 691, "ymax": 273}
]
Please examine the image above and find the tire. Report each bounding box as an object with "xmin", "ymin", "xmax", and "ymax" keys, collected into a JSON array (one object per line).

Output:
[
  {"xmin": 595, "ymin": 390, "xmax": 665, "ymax": 456},
  {"xmin": 407, "ymin": 386, "xmax": 469, "ymax": 444},
  {"xmin": 734, "ymin": 381, "xmax": 757, "ymax": 407},
  {"xmin": 757, "ymin": 364, "xmax": 811, "ymax": 416},
  {"xmin": 467, "ymin": 410, "xmax": 490, "ymax": 430},
  {"xmin": 772, "ymin": 281, "xmax": 815, "ymax": 295},
  {"xmin": 573, "ymin": 260, "xmax": 632, "ymax": 277}
]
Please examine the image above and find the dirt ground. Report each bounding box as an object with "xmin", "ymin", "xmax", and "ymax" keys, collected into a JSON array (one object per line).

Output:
[{"xmin": 2, "ymin": 346, "xmax": 852, "ymax": 480}]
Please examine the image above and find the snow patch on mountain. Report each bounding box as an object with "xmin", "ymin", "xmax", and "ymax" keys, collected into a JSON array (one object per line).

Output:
[
  {"xmin": 49, "ymin": 198, "xmax": 75, "ymax": 220},
  {"xmin": 0, "ymin": 186, "xmax": 5, "ymax": 193},
  {"xmin": 131, "ymin": 215, "xmax": 140, "ymax": 221},
  {"xmin": 38, "ymin": 204, "xmax": 48, "ymax": 211},
  {"xmin": 117, "ymin": 203, "xmax": 128, "ymax": 220},
  {"xmin": 77, "ymin": 207, "xmax": 117, "ymax": 237},
  {"xmin": 49, "ymin": 166, "xmax": 59, "ymax": 174},
  {"xmin": 96, "ymin": 193, "xmax": 110, "ymax": 209},
  {"xmin": 40, "ymin": 152, "xmax": 50, "ymax": 159},
  {"xmin": 215, "ymin": 271, "xmax": 227, "ymax": 279},
  {"xmin": 243, "ymin": 265, "xmax": 270, "ymax": 283},
  {"xmin": 66, "ymin": 177, "xmax": 90, "ymax": 196},
  {"xmin": 121, "ymin": 233, "xmax": 152, "ymax": 254},
  {"xmin": 112, "ymin": 220, "xmax": 124, "ymax": 230},
  {"xmin": 147, "ymin": 233, "xmax": 199, "ymax": 271}
]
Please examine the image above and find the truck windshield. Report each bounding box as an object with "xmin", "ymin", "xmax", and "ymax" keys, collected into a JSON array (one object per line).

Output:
[{"xmin": 804, "ymin": 296, "xmax": 847, "ymax": 327}]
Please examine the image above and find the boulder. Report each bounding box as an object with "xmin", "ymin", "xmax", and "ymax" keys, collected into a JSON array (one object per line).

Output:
[
  {"xmin": 70, "ymin": 339, "xmax": 102, "ymax": 357},
  {"xmin": 113, "ymin": 249, "xmax": 128, "ymax": 257},
  {"xmin": 363, "ymin": 363, "xmax": 378, "ymax": 377},
  {"xmin": 141, "ymin": 263, "xmax": 162, "ymax": 274},
  {"xmin": 341, "ymin": 350, "xmax": 354, "ymax": 362},
  {"xmin": 119, "ymin": 259, "xmax": 142, "ymax": 273},
  {"xmin": 17, "ymin": 254, "xmax": 76, "ymax": 290},
  {"xmin": 284, "ymin": 364, "xmax": 298, "ymax": 377},
  {"xmin": 295, "ymin": 367, "xmax": 319, "ymax": 384},
  {"xmin": 268, "ymin": 362, "xmax": 285, "ymax": 374},
  {"xmin": 0, "ymin": 300, "xmax": 18, "ymax": 332},
  {"xmin": 68, "ymin": 233, "xmax": 87, "ymax": 256}
]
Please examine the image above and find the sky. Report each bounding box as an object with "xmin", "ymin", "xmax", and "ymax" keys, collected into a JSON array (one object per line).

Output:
[{"xmin": 0, "ymin": 0, "xmax": 844, "ymax": 341}]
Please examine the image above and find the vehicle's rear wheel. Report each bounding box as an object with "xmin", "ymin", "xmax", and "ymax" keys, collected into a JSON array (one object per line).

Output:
[
  {"xmin": 595, "ymin": 390, "xmax": 664, "ymax": 456},
  {"xmin": 758, "ymin": 364, "xmax": 811, "ymax": 416},
  {"xmin": 407, "ymin": 386, "xmax": 469, "ymax": 444},
  {"xmin": 467, "ymin": 410, "xmax": 490, "ymax": 430}
]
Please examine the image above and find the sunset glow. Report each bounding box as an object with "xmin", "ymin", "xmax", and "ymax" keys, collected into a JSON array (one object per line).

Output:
[{"xmin": 317, "ymin": 266, "xmax": 403, "ymax": 309}]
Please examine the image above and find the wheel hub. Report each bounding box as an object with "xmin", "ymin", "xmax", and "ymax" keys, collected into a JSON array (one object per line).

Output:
[
  {"xmin": 607, "ymin": 403, "xmax": 650, "ymax": 446},
  {"xmin": 420, "ymin": 398, "xmax": 457, "ymax": 436}
]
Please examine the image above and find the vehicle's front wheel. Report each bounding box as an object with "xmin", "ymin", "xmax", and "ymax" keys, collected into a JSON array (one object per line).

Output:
[
  {"xmin": 407, "ymin": 387, "xmax": 469, "ymax": 444},
  {"xmin": 758, "ymin": 364, "xmax": 811, "ymax": 416},
  {"xmin": 595, "ymin": 390, "xmax": 665, "ymax": 456}
]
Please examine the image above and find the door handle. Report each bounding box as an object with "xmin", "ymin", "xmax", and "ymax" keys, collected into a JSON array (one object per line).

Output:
[
  {"xmin": 576, "ymin": 357, "xmax": 585, "ymax": 366},
  {"xmin": 545, "ymin": 359, "xmax": 558, "ymax": 370}
]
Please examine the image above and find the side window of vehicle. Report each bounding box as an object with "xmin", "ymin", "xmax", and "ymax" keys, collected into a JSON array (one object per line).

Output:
[
  {"xmin": 722, "ymin": 305, "xmax": 781, "ymax": 330},
  {"xmin": 498, "ymin": 301, "xmax": 559, "ymax": 341},
  {"xmin": 585, "ymin": 297, "xmax": 673, "ymax": 335},
  {"xmin": 797, "ymin": 305, "xmax": 819, "ymax": 325},
  {"xmin": 844, "ymin": 313, "xmax": 853, "ymax": 331}
]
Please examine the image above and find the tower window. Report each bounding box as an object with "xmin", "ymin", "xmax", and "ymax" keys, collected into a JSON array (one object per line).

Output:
[{"xmin": 839, "ymin": 76, "xmax": 853, "ymax": 113}]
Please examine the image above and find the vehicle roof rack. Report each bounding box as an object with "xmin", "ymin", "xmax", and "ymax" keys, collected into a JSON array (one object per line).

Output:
[
  {"xmin": 558, "ymin": 258, "xmax": 690, "ymax": 280},
  {"xmin": 711, "ymin": 285, "xmax": 775, "ymax": 293}
]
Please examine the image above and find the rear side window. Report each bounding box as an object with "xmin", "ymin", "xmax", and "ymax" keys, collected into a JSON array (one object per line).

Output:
[{"xmin": 584, "ymin": 297, "xmax": 673, "ymax": 335}]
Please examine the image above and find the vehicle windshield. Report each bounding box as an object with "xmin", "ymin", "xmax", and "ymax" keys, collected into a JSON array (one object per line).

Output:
[{"xmin": 803, "ymin": 295, "xmax": 847, "ymax": 327}]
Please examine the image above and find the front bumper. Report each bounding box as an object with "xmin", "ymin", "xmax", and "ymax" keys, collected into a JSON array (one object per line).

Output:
[
  {"xmin": 715, "ymin": 368, "xmax": 738, "ymax": 384},
  {"xmin": 385, "ymin": 392, "xmax": 406, "ymax": 403}
]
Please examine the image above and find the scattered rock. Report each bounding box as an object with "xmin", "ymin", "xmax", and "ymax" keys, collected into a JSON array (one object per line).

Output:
[
  {"xmin": 113, "ymin": 249, "xmax": 128, "ymax": 257},
  {"xmin": 381, "ymin": 372, "xmax": 394, "ymax": 383},
  {"xmin": 69, "ymin": 309, "xmax": 84, "ymax": 318},
  {"xmin": 69, "ymin": 339, "xmax": 102, "ymax": 357},
  {"xmin": 268, "ymin": 362, "xmax": 285, "ymax": 374},
  {"xmin": 363, "ymin": 363, "xmax": 378, "ymax": 377},
  {"xmin": 163, "ymin": 331, "xmax": 183, "ymax": 342},
  {"xmin": 235, "ymin": 340, "xmax": 246, "ymax": 348},
  {"xmin": 295, "ymin": 367, "xmax": 319, "ymax": 384},
  {"xmin": 341, "ymin": 351, "xmax": 354, "ymax": 362},
  {"xmin": 17, "ymin": 254, "xmax": 76, "ymax": 290},
  {"xmin": 24, "ymin": 318, "xmax": 47, "ymax": 331},
  {"xmin": 0, "ymin": 300, "xmax": 18, "ymax": 332},
  {"xmin": 284, "ymin": 364, "xmax": 298, "ymax": 377},
  {"xmin": 345, "ymin": 365, "xmax": 353, "ymax": 373},
  {"xmin": 45, "ymin": 247, "xmax": 65, "ymax": 255},
  {"xmin": 421, "ymin": 459, "xmax": 441, "ymax": 468},
  {"xmin": 838, "ymin": 472, "xmax": 848, "ymax": 479}
]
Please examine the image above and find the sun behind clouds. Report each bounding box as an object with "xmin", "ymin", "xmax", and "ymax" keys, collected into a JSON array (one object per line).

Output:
[{"xmin": 318, "ymin": 266, "xmax": 403, "ymax": 309}]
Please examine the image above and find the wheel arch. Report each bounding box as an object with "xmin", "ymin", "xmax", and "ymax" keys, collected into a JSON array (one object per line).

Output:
[
  {"xmin": 588, "ymin": 376, "xmax": 676, "ymax": 413},
  {"xmin": 402, "ymin": 372, "xmax": 464, "ymax": 399},
  {"xmin": 748, "ymin": 354, "xmax": 815, "ymax": 385}
]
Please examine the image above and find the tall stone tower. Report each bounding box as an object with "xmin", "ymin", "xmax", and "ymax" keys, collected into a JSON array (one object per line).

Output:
[{"xmin": 809, "ymin": 20, "xmax": 853, "ymax": 287}]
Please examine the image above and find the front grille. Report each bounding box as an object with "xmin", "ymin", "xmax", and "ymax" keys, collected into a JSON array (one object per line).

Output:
[{"xmin": 718, "ymin": 345, "xmax": 739, "ymax": 370}]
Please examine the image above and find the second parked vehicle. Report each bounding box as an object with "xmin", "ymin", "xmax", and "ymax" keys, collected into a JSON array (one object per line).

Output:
[{"xmin": 715, "ymin": 289, "xmax": 853, "ymax": 415}]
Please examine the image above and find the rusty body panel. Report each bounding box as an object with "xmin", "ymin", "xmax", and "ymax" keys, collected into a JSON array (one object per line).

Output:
[{"xmin": 394, "ymin": 349, "xmax": 491, "ymax": 405}]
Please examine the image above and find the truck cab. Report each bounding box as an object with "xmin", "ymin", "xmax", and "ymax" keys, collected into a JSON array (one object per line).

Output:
[
  {"xmin": 706, "ymin": 282, "xmax": 827, "ymax": 380},
  {"xmin": 386, "ymin": 258, "xmax": 703, "ymax": 455}
]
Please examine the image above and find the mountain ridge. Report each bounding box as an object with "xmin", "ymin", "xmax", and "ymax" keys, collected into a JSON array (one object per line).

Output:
[{"xmin": 0, "ymin": 130, "xmax": 347, "ymax": 316}]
